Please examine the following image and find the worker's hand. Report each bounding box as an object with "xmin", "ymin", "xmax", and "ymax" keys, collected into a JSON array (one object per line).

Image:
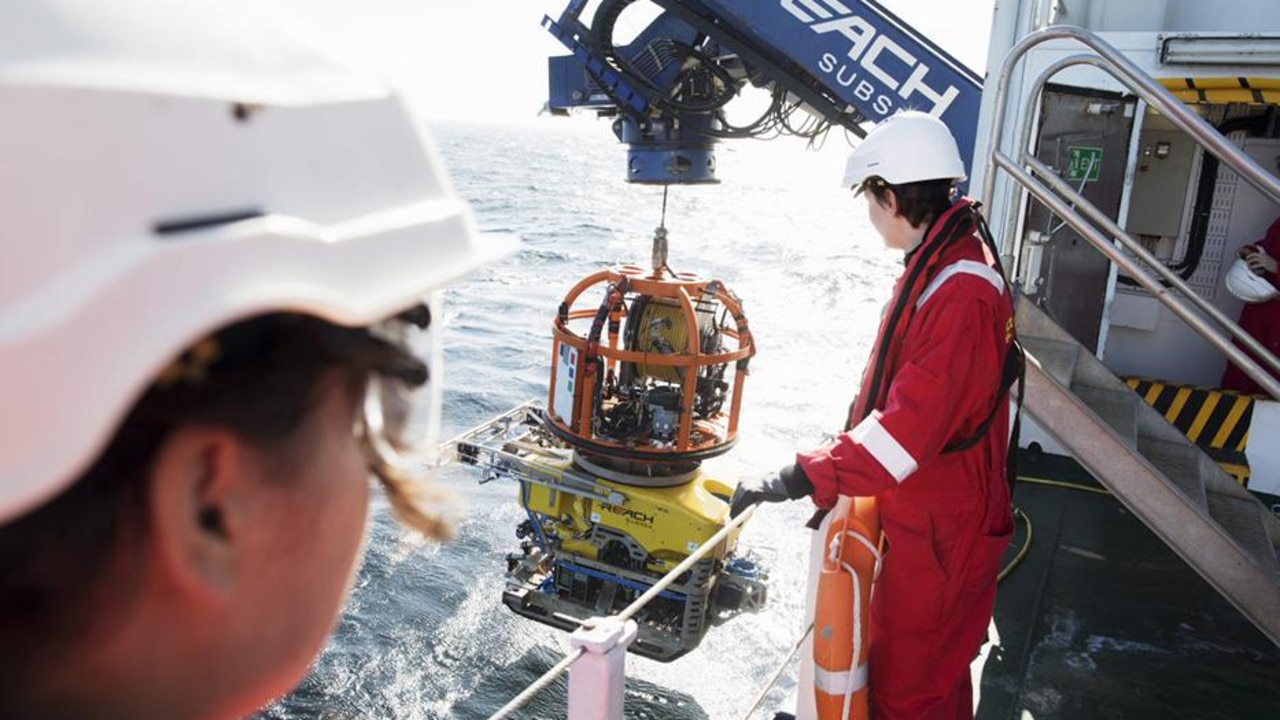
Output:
[
  {"xmin": 1244, "ymin": 247, "xmax": 1278, "ymax": 275},
  {"xmin": 729, "ymin": 463, "xmax": 814, "ymax": 518}
]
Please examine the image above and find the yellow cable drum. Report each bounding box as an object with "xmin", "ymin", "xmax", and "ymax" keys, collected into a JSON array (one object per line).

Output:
[{"xmin": 630, "ymin": 298, "xmax": 691, "ymax": 383}]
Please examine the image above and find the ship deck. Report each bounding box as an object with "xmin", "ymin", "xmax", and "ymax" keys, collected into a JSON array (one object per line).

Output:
[{"xmin": 975, "ymin": 451, "xmax": 1280, "ymax": 720}]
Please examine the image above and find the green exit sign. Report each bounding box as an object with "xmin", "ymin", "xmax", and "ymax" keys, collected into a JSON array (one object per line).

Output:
[{"xmin": 1065, "ymin": 146, "xmax": 1103, "ymax": 182}]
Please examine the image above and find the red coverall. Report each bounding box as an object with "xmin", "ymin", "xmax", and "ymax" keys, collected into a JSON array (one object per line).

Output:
[
  {"xmin": 1221, "ymin": 215, "xmax": 1280, "ymax": 395},
  {"xmin": 798, "ymin": 199, "xmax": 1015, "ymax": 720}
]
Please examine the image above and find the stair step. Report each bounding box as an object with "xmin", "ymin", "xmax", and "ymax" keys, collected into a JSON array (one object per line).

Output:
[
  {"xmin": 1021, "ymin": 336, "xmax": 1079, "ymax": 387},
  {"xmin": 1073, "ymin": 385, "xmax": 1139, "ymax": 449},
  {"xmin": 1136, "ymin": 436, "xmax": 1207, "ymax": 509},
  {"xmin": 1016, "ymin": 294, "xmax": 1280, "ymax": 644},
  {"xmin": 1206, "ymin": 492, "xmax": 1280, "ymax": 581}
]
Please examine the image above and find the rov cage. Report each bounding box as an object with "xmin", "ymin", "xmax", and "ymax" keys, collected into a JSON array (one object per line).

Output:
[
  {"xmin": 546, "ymin": 264, "xmax": 754, "ymax": 477},
  {"xmin": 442, "ymin": 263, "xmax": 767, "ymax": 661}
]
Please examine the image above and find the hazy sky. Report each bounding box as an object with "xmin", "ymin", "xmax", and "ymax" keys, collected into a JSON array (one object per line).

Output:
[{"xmin": 276, "ymin": 0, "xmax": 998, "ymax": 123}]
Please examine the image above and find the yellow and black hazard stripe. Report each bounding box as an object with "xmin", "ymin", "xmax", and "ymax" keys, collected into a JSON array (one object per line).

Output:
[
  {"xmin": 1159, "ymin": 77, "xmax": 1280, "ymax": 105},
  {"xmin": 1125, "ymin": 378, "xmax": 1255, "ymax": 485}
]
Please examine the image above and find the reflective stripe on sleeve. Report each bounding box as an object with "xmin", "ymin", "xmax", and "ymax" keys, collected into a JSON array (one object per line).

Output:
[
  {"xmin": 916, "ymin": 259, "xmax": 1005, "ymax": 310},
  {"xmin": 813, "ymin": 662, "xmax": 869, "ymax": 695},
  {"xmin": 849, "ymin": 412, "xmax": 918, "ymax": 482}
]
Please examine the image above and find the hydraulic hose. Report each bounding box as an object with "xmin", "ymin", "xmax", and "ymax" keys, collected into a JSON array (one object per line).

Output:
[{"xmin": 998, "ymin": 474, "xmax": 1115, "ymax": 581}]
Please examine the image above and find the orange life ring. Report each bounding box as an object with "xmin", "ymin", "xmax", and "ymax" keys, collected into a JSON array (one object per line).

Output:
[{"xmin": 813, "ymin": 495, "xmax": 881, "ymax": 720}]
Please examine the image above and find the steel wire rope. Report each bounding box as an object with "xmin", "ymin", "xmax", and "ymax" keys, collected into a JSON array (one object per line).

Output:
[
  {"xmin": 653, "ymin": 186, "xmax": 679, "ymax": 278},
  {"xmin": 1018, "ymin": 474, "xmax": 1110, "ymax": 495}
]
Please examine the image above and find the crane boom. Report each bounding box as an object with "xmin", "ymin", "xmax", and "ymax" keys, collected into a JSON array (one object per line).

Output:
[{"xmin": 545, "ymin": 0, "xmax": 983, "ymax": 184}]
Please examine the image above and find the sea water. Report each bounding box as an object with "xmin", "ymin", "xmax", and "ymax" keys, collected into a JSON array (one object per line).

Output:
[{"xmin": 258, "ymin": 119, "xmax": 903, "ymax": 719}]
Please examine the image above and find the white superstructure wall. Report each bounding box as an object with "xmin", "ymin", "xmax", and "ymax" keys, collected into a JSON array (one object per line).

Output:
[{"xmin": 1056, "ymin": 0, "xmax": 1280, "ymax": 32}]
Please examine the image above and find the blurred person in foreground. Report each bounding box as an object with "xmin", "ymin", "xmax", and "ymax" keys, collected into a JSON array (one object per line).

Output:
[{"xmin": 0, "ymin": 2, "xmax": 507, "ymax": 718}]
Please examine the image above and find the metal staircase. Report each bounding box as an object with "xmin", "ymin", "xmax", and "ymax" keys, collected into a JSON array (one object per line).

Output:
[
  {"xmin": 1017, "ymin": 297, "xmax": 1280, "ymax": 645},
  {"xmin": 980, "ymin": 26, "xmax": 1280, "ymax": 647}
]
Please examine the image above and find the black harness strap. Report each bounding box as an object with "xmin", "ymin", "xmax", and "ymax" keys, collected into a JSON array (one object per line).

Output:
[
  {"xmin": 941, "ymin": 339, "xmax": 1025, "ymax": 454},
  {"xmin": 860, "ymin": 204, "xmax": 973, "ymax": 424},
  {"xmin": 940, "ymin": 206, "xmax": 1026, "ymax": 493}
]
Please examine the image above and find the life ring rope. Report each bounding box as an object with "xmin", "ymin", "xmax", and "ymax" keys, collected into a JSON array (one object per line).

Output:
[{"xmin": 815, "ymin": 516, "xmax": 883, "ymax": 720}]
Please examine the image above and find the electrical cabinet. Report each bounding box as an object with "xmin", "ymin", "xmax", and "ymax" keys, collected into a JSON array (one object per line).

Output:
[{"xmin": 1126, "ymin": 128, "xmax": 1199, "ymax": 238}]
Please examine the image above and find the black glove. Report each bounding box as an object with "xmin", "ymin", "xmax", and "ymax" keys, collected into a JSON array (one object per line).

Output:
[{"xmin": 729, "ymin": 462, "xmax": 814, "ymax": 518}]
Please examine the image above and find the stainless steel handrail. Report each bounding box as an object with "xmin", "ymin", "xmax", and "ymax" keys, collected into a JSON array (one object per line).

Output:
[
  {"xmin": 1009, "ymin": 54, "xmax": 1280, "ymax": 385},
  {"xmin": 981, "ymin": 25, "xmax": 1280, "ymax": 400},
  {"xmin": 995, "ymin": 152, "xmax": 1280, "ymax": 401},
  {"xmin": 1022, "ymin": 149, "xmax": 1280, "ymax": 384}
]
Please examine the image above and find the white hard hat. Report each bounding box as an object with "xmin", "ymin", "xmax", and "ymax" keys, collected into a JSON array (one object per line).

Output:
[
  {"xmin": 842, "ymin": 110, "xmax": 967, "ymax": 188},
  {"xmin": 1225, "ymin": 257, "xmax": 1280, "ymax": 304},
  {"xmin": 0, "ymin": 0, "xmax": 515, "ymax": 522}
]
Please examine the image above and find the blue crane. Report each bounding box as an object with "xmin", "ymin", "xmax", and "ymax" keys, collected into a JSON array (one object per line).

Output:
[{"xmin": 545, "ymin": 0, "xmax": 983, "ymax": 185}]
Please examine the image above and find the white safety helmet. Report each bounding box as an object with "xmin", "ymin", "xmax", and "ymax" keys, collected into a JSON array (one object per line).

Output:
[
  {"xmin": 842, "ymin": 110, "xmax": 967, "ymax": 189},
  {"xmin": 1225, "ymin": 257, "xmax": 1280, "ymax": 304},
  {"xmin": 0, "ymin": 0, "xmax": 514, "ymax": 523}
]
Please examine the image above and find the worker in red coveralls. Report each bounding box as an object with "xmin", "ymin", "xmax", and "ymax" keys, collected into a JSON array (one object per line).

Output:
[
  {"xmin": 1221, "ymin": 214, "xmax": 1280, "ymax": 396},
  {"xmin": 731, "ymin": 111, "xmax": 1017, "ymax": 720}
]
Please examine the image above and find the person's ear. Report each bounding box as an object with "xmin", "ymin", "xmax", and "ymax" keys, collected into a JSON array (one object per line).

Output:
[
  {"xmin": 147, "ymin": 427, "xmax": 255, "ymax": 604},
  {"xmin": 880, "ymin": 187, "xmax": 899, "ymax": 215}
]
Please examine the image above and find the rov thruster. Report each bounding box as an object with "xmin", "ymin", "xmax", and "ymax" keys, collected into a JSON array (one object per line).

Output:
[{"xmin": 447, "ymin": 249, "xmax": 768, "ymax": 661}]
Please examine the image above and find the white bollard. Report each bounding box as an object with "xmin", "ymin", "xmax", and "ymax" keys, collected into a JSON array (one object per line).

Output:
[{"xmin": 567, "ymin": 616, "xmax": 638, "ymax": 720}]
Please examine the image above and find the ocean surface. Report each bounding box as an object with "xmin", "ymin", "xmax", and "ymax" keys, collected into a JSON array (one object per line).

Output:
[{"xmin": 257, "ymin": 119, "xmax": 903, "ymax": 719}]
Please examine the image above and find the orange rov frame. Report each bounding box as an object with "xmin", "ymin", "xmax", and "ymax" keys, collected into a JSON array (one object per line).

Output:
[{"xmin": 547, "ymin": 264, "xmax": 755, "ymax": 463}]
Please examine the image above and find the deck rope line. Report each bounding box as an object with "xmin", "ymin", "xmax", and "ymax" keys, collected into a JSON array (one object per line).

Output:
[
  {"xmin": 616, "ymin": 503, "xmax": 758, "ymax": 622},
  {"xmin": 739, "ymin": 622, "xmax": 814, "ymax": 720},
  {"xmin": 486, "ymin": 647, "xmax": 587, "ymax": 720},
  {"xmin": 484, "ymin": 503, "xmax": 760, "ymax": 720}
]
